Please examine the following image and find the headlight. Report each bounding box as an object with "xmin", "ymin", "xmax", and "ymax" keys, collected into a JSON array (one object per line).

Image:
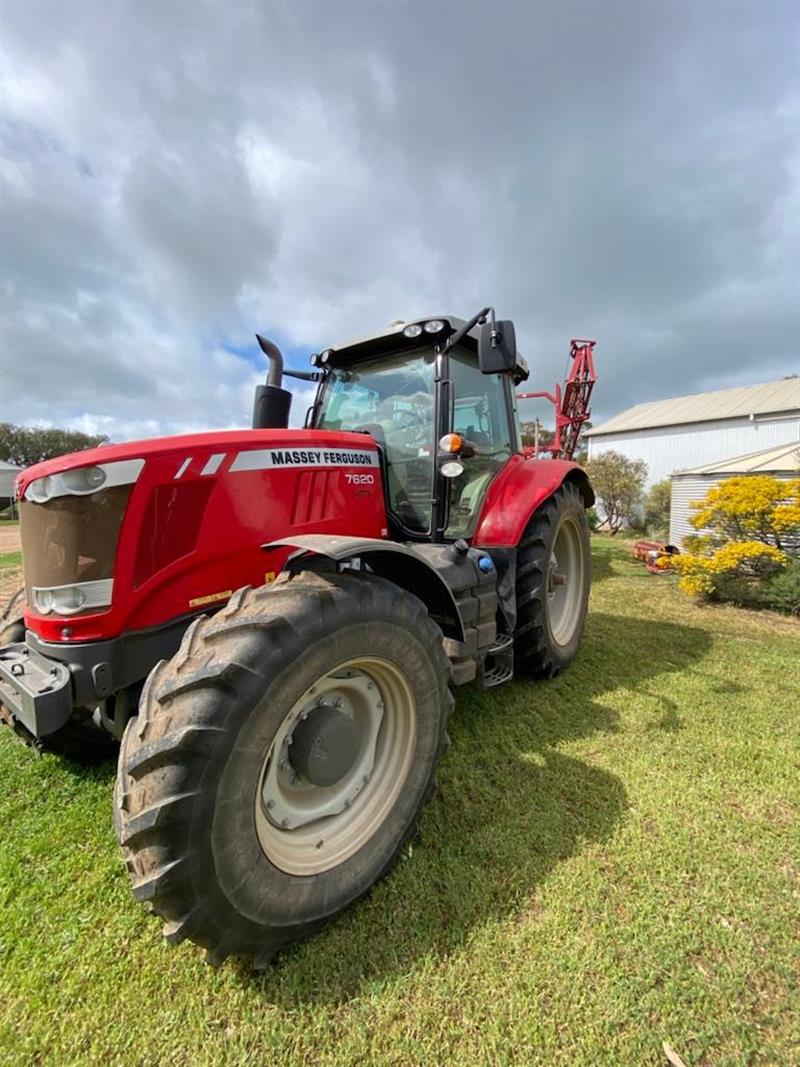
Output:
[
  {"xmin": 424, "ymin": 320, "xmax": 445, "ymax": 333},
  {"xmin": 24, "ymin": 458, "xmax": 144, "ymax": 503},
  {"xmin": 440, "ymin": 460, "xmax": 465, "ymax": 479},
  {"xmin": 403, "ymin": 324, "xmax": 423, "ymax": 338},
  {"xmin": 33, "ymin": 579, "xmax": 114, "ymax": 616},
  {"xmin": 61, "ymin": 466, "xmax": 106, "ymax": 494},
  {"xmin": 26, "ymin": 476, "xmax": 55, "ymax": 503}
]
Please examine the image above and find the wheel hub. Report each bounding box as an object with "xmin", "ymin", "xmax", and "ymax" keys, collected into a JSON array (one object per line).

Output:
[
  {"xmin": 255, "ymin": 658, "xmax": 417, "ymax": 876},
  {"xmin": 288, "ymin": 703, "xmax": 360, "ymax": 787}
]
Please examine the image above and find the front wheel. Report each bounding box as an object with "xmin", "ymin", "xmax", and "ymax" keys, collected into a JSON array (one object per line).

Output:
[
  {"xmin": 114, "ymin": 572, "xmax": 452, "ymax": 967},
  {"xmin": 514, "ymin": 481, "xmax": 591, "ymax": 678}
]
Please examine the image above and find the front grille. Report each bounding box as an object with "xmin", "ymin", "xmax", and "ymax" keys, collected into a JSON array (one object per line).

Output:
[{"xmin": 19, "ymin": 485, "xmax": 133, "ymax": 598}]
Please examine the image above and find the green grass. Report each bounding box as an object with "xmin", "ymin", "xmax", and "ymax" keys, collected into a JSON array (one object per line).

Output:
[
  {"xmin": 1, "ymin": 538, "xmax": 798, "ymax": 1066},
  {"xmin": 0, "ymin": 551, "xmax": 21, "ymax": 569}
]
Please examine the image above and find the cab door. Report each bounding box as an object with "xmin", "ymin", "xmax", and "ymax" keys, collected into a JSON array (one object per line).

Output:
[{"xmin": 445, "ymin": 350, "xmax": 518, "ymax": 539}]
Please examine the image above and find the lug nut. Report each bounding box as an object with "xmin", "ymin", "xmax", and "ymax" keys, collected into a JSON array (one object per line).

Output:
[{"xmin": 266, "ymin": 799, "xmax": 275, "ymax": 810}]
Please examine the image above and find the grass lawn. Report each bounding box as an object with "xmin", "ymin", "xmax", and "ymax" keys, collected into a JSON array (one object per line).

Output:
[
  {"xmin": 0, "ymin": 538, "xmax": 797, "ymax": 1065},
  {"xmin": 0, "ymin": 551, "xmax": 22, "ymax": 569}
]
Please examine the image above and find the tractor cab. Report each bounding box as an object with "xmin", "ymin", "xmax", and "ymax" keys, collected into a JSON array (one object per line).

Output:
[{"xmin": 258, "ymin": 309, "xmax": 530, "ymax": 543}]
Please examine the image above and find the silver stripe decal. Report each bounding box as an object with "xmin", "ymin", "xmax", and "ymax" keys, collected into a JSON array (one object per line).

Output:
[
  {"xmin": 174, "ymin": 457, "xmax": 192, "ymax": 479},
  {"xmin": 201, "ymin": 453, "xmax": 225, "ymax": 476},
  {"xmin": 230, "ymin": 448, "xmax": 379, "ymax": 472}
]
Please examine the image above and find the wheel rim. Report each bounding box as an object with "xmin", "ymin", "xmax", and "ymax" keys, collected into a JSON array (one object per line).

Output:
[
  {"xmin": 255, "ymin": 657, "xmax": 417, "ymax": 876},
  {"xmin": 547, "ymin": 516, "xmax": 584, "ymax": 646}
]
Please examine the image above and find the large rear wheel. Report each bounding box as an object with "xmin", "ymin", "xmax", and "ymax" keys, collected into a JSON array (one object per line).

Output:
[
  {"xmin": 515, "ymin": 481, "xmax": 591, "ymax": 678},
  {"xmin": 114, "ymin": 571, "xmax": 452, "ymax": 967}
]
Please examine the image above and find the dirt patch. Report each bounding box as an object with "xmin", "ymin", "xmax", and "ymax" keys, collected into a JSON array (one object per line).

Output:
[
  {"xmin": 0, "ymin": 526, "xmax": 21, "ymax": 554},
  {"xmin": 0, "ymin": 568, "xmax": 24, "ymax": 617}
]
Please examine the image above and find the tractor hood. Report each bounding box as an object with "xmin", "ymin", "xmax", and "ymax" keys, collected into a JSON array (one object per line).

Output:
[
  {"xmin": 15, "ymin": 428, "xmax": 380, "ymax": 498},
  {"xmin": 17, "ymin": 428, "xmax": 387, "ymax": 644}
]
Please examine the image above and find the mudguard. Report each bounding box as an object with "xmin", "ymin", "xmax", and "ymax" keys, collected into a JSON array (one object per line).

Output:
[
  {"xmin": 472, "ymin": 455, "xmax": 593, "ymax": 548},
  {"xmin": 262, "ymin": 535, "xmax": 473, "ymax": 642}
]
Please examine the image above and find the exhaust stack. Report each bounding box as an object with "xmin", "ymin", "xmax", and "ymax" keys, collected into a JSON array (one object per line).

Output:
[{"xmin": 252, "ymin": 334, "xmax": 292, "ymax": 429}]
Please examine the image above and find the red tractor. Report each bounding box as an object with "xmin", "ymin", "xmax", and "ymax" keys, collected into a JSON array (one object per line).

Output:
[{"xmin": 0, "ymin": 309, "xmax": 596, "ymax": 967}]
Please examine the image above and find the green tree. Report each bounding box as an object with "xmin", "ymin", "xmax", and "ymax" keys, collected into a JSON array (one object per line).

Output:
[
  {"xmin": 0, "ymin": 423, "xmax": 108, "ymax": 468},
  {"xmin": 585, "ymin": 450, "xmax": 647, "ymax": 535},
  {"xmin": 520, "ymin": 420, "xmax": 554, "ymax": 450},
  {"xmin": 644, "ymin": 479, "xmax": 672, "ymax": 537}
]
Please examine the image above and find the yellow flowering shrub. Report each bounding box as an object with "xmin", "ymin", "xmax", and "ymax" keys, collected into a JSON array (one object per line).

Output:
[
  {"xmin": 671, "ymin": 541, "xmax": 788, "ymax": 599},
  {"xmin": 773, "ymin": 478, "xmax": 800, "ymax": 534},
  {"xmin": 671, "ymin": 474, "xmax": 798, "ymax": 603},
  {"xmin": 690, "ymin": 475, "xmax": 799, "ymax": 549}
]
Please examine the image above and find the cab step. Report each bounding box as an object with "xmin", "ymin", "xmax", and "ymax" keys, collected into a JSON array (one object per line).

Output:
[{"xmin": 479, "ymin": 634, "xmax": 514, "ymax": 688}]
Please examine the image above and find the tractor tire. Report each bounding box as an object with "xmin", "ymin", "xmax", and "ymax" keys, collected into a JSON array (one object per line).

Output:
[
  {"xmin": 0, "ymin": 616, "xmax": 116, "ymax": 761},
  {"xmin": 515, "ymin": 481, "xmax": 591, "ymax": 678},
  {"xmin": 114, "ymin": 571, "xmax": 453, "ymax": 968}
]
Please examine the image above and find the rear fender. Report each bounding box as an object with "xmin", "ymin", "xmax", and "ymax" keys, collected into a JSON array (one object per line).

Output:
[
  {"xmin": 263, "ymin": 535, "xmax": 467, "ymax": 642},
  {"xmin": 472, "ymin": 455, "xmax": 594, "ymax": 548}
]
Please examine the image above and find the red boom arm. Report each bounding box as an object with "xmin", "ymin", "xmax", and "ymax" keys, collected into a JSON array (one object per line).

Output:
[{"xmin": 516, "ymin": 338, "xmax": 596, "ymax": 460}]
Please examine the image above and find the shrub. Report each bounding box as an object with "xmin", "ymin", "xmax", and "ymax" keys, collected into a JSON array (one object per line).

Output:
[
  {"xmin": 585, "ymin": 451, "xmax": 647, "ymax": 535},
  {"xmin": 644, "ymin": 479, "xmax": 671, "ymax": 538},
  {"xmin": 690, "ymin": 475, "xmax": 800, "ymax": 551},
  {"xmin": 671, "ymin": 541, "xmax": 788, "ymax": 600},
  {"xmin": 758, "ymin": 559, "xmax": 800, "ymax": 613}
]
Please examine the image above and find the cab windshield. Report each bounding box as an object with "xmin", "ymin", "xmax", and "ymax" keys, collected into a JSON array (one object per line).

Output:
[{"xmin": 316, "ymin": 349, "xmax": 436, "ymax": 532}]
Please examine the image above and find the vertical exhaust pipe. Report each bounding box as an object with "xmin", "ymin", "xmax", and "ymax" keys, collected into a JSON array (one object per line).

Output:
[{"xmin": 252, "ymin": 334, "xmax": 292, "ymax": 429}]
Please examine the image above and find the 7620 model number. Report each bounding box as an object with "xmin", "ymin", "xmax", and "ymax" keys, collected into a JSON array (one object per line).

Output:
[{"xmin": 345, "ymin": 473, "xmax": 375, "ymax": 485}]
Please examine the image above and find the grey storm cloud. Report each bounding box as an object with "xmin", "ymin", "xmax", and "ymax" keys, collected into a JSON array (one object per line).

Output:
[{"xmin": 0, "ymin": 0, "xmax": 797, "ymax": 440}]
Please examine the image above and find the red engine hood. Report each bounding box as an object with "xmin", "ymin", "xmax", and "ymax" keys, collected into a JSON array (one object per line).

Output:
[{"xmin": 16, "ymin": 428, "xmax": 378, "ymax": 495}]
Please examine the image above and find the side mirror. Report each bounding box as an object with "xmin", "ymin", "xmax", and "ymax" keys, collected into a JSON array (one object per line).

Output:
[{"xmin": 478, "ymin": 319, "xmax": 516, "ymax": 375}]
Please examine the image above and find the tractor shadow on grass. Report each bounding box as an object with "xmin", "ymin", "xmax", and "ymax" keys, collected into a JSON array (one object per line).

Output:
[{"xmin": 240, "ymin": 610, "xmax": 712, "ymax": 1003}]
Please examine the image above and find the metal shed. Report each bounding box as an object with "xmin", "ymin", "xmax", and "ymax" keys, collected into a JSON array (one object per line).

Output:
[
  {"xmin": 587, "ymin": 378, "xmax": 800, "ymax": 488},
  {"xmin": 669, "ymin": 441, "xmax": 800, "ymax": 549},
  {"xmin": 0, "ymin": 460, "xmax": 22, "ymax": 503}
]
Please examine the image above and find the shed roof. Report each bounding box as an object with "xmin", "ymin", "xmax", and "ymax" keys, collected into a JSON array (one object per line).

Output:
[
  {"xmin": 586, "ymin": 377, "xmax": 800, "ymax": 436},
  {"xmin": 673, "ymin": 441, "xmax": 800, "ymax": 477}
]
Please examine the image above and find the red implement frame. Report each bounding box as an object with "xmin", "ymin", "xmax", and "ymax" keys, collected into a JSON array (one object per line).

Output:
[{"xmin": 517, "ymin": 339, "xmax": 597, "ymax": 460}]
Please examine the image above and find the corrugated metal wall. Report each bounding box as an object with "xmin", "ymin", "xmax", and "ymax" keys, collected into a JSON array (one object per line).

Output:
[
  {"xmin": 670, "ymin": 475, "xmax": 716, "ymax": 547},
  {"xmin": 588, "ymin": 414, "xmax": 800, "ymax": 487},
  {"xmin": 670, "ymin": 472, "xmax": 798, "ymax": 549}
]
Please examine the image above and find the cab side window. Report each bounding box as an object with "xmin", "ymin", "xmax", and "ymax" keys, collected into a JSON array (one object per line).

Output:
[{"xmin": 446, "ymin": 351, "xmax": 513, "ymax": 539}]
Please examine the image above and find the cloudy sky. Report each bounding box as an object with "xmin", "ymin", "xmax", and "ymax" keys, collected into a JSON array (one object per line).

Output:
[{"xmin": 1, "ymin": 0, "xmax": 798, "ymax": 440}]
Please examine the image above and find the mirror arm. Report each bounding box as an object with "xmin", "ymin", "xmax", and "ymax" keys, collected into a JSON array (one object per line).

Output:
[
  {"xmin": 442, "ymin": 306, "xmax": 493, "ymax": 353},
  {"xmin": 284, "ymin": 369, "xmax": 322, "ymax": 382}
]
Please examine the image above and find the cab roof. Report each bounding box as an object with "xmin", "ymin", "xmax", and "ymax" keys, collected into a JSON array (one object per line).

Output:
[{"xmin": 325, "ymin": 315, "xmax": 529, "ymax": 382}]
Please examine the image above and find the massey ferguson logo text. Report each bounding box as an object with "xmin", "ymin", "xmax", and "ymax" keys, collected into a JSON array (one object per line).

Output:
[
  {"xmin": 229, "ymin": 448, "xmax": 379, "ymax": 473},
  {"xmin": 270, "ymin": 449, "xmax": 374, "ymax": 467}
]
